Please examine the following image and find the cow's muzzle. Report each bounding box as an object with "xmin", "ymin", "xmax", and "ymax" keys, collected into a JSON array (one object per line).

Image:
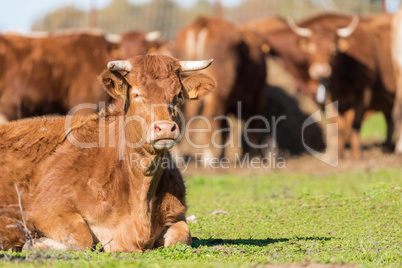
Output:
[
  {"xmin": 148, "ymin": 121, "xmax": 180, "ymax": 151},
  {"xmin": 308, "ymin": 62, "xmax": 332, "ymax": 81}
]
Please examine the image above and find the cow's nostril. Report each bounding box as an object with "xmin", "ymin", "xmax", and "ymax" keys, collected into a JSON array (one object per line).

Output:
[{"xmin": 152, "ymin": 122, "xmax": 179, "ymax": 140}]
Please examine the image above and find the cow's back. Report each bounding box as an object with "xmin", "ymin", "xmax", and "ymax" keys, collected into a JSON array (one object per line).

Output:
[{"xmin": 241, "ymin": 16, "xmax": 287, "ymax": 34}]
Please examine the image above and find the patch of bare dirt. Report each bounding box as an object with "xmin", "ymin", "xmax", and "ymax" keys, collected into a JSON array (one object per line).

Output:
[{"xmin": 181, "ymin": 147, "xmax": 402, "ymax": 177}]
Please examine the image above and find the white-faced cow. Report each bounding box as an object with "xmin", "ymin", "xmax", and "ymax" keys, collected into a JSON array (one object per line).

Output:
[{"xmin": 0, "ymin": 55, "xmax": 216, "ymax": 252}]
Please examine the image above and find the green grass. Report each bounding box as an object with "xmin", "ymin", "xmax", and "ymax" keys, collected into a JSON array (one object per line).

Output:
[
  {"xmin": 360, "ymin": 112, "xmax": 387, "ymax": 140},
  {"xmin": 1, "ymin": 169, "xmax": 401, "ymax": 267}
]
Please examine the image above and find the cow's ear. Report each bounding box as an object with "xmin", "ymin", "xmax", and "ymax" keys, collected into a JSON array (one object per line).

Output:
[
  {"xmin": 182, "ymin": 73, "xmax": 216, "ymax": 100},
  {"xmin": 337, "ymin": 38, "xmax": 350, "ymax": 52},
  {"xmin": 98, "ymin": 70, "xmax": 129, "ymax": 99}
]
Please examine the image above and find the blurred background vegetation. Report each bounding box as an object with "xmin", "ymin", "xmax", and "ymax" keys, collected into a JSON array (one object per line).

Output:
[{"xmin": 32, "ymin": 0, "xmax": 388, "ymax": 39}]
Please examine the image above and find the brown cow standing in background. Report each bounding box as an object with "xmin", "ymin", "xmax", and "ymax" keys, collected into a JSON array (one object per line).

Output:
[
  {"xmin": 260, "ymin": 13, "xmax": 361, "ymax": 101},
  {"xmin": 0, "ymin": 33, "xmax": 115, "ymax": 120},
  {"xmin": 171, "ymin": 16, "xmax": 267, "ymax": 160},
  {"xmin": 0, "ymin": 55, "xmax": 216, "ymax": 252},
  {"xmin": 0, "ymin": 30, "xmax": 162, "ymax": 122},
  {"xmin": 261, "ymin": 13, "xmax": 396, "ymax": 159},
  {"xmin": 246, "ymin": 14, "xmax": 360, "ymax": 159}
]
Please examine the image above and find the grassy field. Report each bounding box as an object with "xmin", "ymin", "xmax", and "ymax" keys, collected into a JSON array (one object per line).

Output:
[
  {"xmin": 1, "ymin": 168, "xmax": 401, "ymax": 267},
  {"xmin": 360, "ymin": 112, "xmax": 387, "ymax": 141}
]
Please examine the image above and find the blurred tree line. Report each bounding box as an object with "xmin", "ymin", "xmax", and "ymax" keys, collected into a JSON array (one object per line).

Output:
[{"xmin": 32, "ymin": 0, "xmax": 384, "ymax": 39}]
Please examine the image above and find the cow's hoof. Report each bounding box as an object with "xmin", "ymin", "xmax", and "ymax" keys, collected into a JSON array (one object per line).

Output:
[
  {"xmin": 381, "ymin": 142, "xmax": 395, "ymax": 153},
  {"xmin": 163, "ymin": 221, "xmax": 192, "ymax": 247},
  {"xmin": 22, "ymin": 237, "xmax": 68, "ymax": 251}
]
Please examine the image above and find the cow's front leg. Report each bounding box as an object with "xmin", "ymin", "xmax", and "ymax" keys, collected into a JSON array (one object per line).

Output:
[
  {"xmin": 28, "ymin": 212, "xmax": 95, "ymax": 251},
  {"xmin": 154, "ymin": 221, "xmax": 192, "ymax": 248},
  {"xmin": 202, "ymin": 93, "xmax": 226, "ymax": 161},
  {"xmin": 23, "ymin": 237, "xmax": 68, "ymax": 251},
  {"xmin": 383, "ymin": 111, "xmax": 395, "ymax": 152},
  {"xmin": 350, "ymin": 103, "xmax": 366, "ymax": 159}
]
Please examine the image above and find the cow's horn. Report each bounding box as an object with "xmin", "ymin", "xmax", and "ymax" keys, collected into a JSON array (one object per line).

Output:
[
  {"xmin": 105, "ymin": 33, "xmax": 122, "ymax": 44},
  {"xmin": 179, "ymin": 59, "xmax": 214, "ymax": 72},
  {"xmin": 287, "ymin": 18, "xmax": 312, "ymax": 38},
  {"xmin": 107, "ymin": 60, "xmax": 132, "ymax": 72},
  {"xmin": 145, "ymin": 31, "xmax": 161, "ymax": 42},
  {"xmin": 336, "ymin": 16, "xmax": 359, "ymax": 38}
]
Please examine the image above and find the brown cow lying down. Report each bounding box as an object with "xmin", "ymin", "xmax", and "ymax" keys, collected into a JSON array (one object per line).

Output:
[{"xmin": 0, "ymin": 55, "xmax": 216, "ymax": 252}]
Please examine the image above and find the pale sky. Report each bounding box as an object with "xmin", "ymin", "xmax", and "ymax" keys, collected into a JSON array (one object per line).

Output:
[
  {"xmin": 387, "ymin": 0, "xmax": 401, "ymax": 11},
  {"xmin": 0, "ymin": 0, "xmax": 243, "ymax": 33},
  {"xmin": 0, "ymin": 0, "xmax": 400, "ymax": 33}
]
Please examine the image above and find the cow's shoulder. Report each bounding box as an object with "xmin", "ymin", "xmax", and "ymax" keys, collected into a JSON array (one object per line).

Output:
[{"xmin": 39, "ymin": 111, "xmax": 122, "ymax": 177}]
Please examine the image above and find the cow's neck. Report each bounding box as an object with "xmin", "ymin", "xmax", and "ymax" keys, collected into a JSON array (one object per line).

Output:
[
  {"xmin": 121, "ymin": 107, "xmax": 167, "ymax": 198},
  {"xmin": 121, "ymin": 118, "xmax": 167, "ymax": 213},
  {"xmin": 123, "ymin": 143, "xmax": 167, "ymax": 246},
  {"xmin": 127, "ymin": 146, "xmax": 166, "ymax": 199}
]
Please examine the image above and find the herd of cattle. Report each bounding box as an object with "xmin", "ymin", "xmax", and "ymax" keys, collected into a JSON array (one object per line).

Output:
[
  {"xmin": 1, "ymin": 10, "xmax": 402, "ymax": 252},
  {"xmin": 244, "ymin": 12, "xmax": 399, "ymax": 159},
  {"xmin": 1, "ymin": 12, "xmax": 402, "ymax": 159}
]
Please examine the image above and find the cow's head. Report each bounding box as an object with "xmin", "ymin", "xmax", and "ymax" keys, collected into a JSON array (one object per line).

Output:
[
  {"xmin": 287, "ymin": 15, "xmax": 359, "ymax": 102},
  {"xmin": 99, "ymin": 55, "xmax": 216, "ymax": 153}
]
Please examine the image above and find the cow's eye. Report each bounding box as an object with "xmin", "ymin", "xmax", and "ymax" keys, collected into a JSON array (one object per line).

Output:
[
  {"xmin": 132, "ymin": 92, "xmax": 140, "ymax": 98},
  {"xmin": 307, "ymin": 43, "xmax": 316, "ymax": 54}
]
